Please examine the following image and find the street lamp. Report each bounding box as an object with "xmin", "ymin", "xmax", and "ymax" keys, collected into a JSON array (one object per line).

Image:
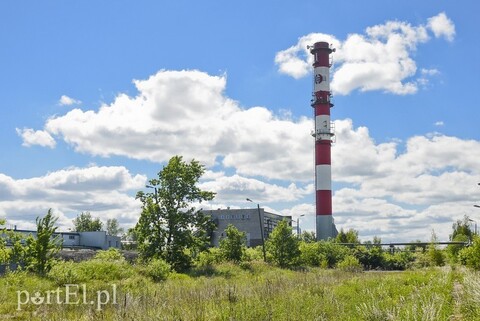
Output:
[
  {"xmin": 296, "ymin": 214, "xmax": 305, "ymax": 237},
  {"xmin": 145, "ymin": 185, "xmax": 158, "ymax": 204},
  {"xmin": 246, "ymin": 198, "xmax": 266, "ymax": 262}
]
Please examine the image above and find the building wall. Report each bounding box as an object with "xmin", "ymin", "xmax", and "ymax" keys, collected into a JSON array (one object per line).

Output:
[
  {"xmin": 79, "ymin": 231, "xmax": 121, "ymax": 250},
  {"xmin": 2, "ymin": 229, "xmax": 121, "ymax": 250},
  {"xmin": 204, "ymin": 209, "xmax": 292, "ymax": 247}
]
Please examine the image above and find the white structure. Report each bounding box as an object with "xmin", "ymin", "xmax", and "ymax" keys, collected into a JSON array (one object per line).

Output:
[{"xmin": 3, "ymin": 229, "xmax": 121, "ymax": 250}]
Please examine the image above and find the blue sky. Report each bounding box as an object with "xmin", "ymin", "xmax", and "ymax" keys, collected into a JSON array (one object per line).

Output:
[{"xmin": 1, "ymin": 1, "xmax": 479, "ymax": 242}]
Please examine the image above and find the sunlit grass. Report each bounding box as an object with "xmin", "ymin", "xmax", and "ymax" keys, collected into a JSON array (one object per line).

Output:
[{"xmin": 0, "ymin": 262, "xmax": 476, "ymax": 320}]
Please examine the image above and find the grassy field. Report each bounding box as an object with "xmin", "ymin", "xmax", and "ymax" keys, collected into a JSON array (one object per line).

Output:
[{"xmin": 1, "ymin": 262, "xmax": 479, "ymax": 321}]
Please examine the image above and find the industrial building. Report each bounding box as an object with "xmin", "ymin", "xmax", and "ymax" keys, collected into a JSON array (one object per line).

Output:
[
  {"xmin": 2, "ymin": 228, "xmax": 121, "ymax": 250},
  {"xmin": 205, "ymin": 208, "xmax": 292, "ymax": 247}
]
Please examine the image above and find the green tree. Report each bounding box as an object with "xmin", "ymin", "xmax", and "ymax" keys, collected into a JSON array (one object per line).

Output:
[
  {"xmin": 266, "ymin": 220, "xmax": 300, "ymax": 268},
  {"xmin": 459, "ymin": 235, "xmax": 480, "ymax": 270},
  {"xmin": 427, "ymin": 230, "xmax": 445, "ymax": 266},
  {"xmin": 135, "ymin": 156, "xmax": 215, "ymax": 271},
  {"xmin": 219, "ymin": 224, "xmax": 246, "ymax": 263},
  {"xmin": 73, "ymin": 212, "xmax": 103, "ymax": 232},
  {"xmin": 29, "ymin": 209, "xmax": 61, "ymax": 275},
  {"xmin": 450, "ymin": 215, "xmax": 473, "ymax": 241},
  {"xmin": 335, "ymin": 228, "xmax": 360, "ymax": 244},
  {"xmin": 300, "ymin": 231, "xmax": 316, "ymax": 243},
  {"xmin": 106, "ymin": 218, "xmax": 124, "ymax": 236}
]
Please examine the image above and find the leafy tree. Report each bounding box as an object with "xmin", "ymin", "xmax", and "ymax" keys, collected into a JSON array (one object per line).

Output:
[
  {"xmin": 266, "ymin": 220, "xmax": 300, "ymax": 268},
  {"xmin": 300, "ymin": 231, "xmax": 316, "ymax": 243},
  {"xmin": 335, "ymin": 228, "xmax": 360, "ymax": 244},
  {"xmin": 459, "ymin": 235, "xmax": 480, "ymax": 270},
  {"xmin": 106, "ymin": 218, "xmax": 124, "ymax": 236},
  {"xmin": 450, "ymin": 215, "xmax": 473, "ymax": 241},
  {"xmin": 427, "ymin": 230, "xmax": 445, "ymax": 266},
  {"xmin": 299, "ymin": 241, "xmax": 326, "ymax": 267},
  {"xmin": 219, "ymin": 224, "xmax": 246, "ymax": 263},
  {"xmin": 29, "ymin": 209, "xmax": 61, "ymax": 275},
  {"xmin": 0, "ymin": 219, "xmax": 8, "ymax": 263},
  {"xmin": 73, "ymin": 212, "xmax": 103, "ymax": 232},
  {"xmin": 135, "ymin": 156, "xmax": 215, "ymax": 271},
  {"xmin": 447, "ymin": 234, "xmax": 469, "ymax": 263}
]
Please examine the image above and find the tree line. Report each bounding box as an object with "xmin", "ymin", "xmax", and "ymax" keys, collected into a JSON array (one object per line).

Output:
[{"xmin": 1, "ymin": 155, "xmax": 479, "ymax": 276}]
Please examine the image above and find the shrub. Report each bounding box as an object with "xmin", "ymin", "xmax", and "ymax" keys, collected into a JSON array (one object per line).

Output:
[
  {"xmin": 353, "ymin": 245, "xmax": 384, "ymax": 270},
  {"xmin": 143, "ymin": 258, "xmax": 171, "ymax": 281},
  {"xmin": 382, "ymin": 251, "xmax": 414, "ymax": 270},
  {"xmin": 94, "ymin": 248, "xmax": 124, "ymax": 261},
  {"xmin": 244, "ymin": 246, "xmax": 264, "ymax": 262},
  {"xmin": 337, "ymin": 255, "xmax": 363, "ymax": 272},
  {"xmin": 299, "ymin": 242, "xmax": 327, "ymax": 267},
  {"xmin": 82, "ymin": 259, "xmax": 135, "ymax": 281},
  {"xmin": 427, "ymin": 244, "xmax": 445, "ymax": 267},
  {"xmin": 266, "ymin": 220, "xmax": 300, "ymax": 268},
  {"xmin": 318, "ymin": 241, "xmax": 350, "ymax": 268},
  {"xmin": 196, "ymin": 248, "xmax": 223, "ymax": 267},
  {"xmin": 459, "ymin": 236, "xmax": 480, "ymax": 270},
  {"xmin": 219, "ymin": 225, "xmax": 246, "ymax": 263},
  {"xmin": 47, "ymin": 260, "xmax": 83, "ymax": 285},
  {"xmin": 446, "ymin": 234, "xmax": 468, "ymax": 264}
]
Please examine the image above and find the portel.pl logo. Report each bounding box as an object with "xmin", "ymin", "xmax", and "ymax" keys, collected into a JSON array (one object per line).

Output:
[{"xmin": 17, "ymin": 284, "xmax": 117, "ymax": 311}]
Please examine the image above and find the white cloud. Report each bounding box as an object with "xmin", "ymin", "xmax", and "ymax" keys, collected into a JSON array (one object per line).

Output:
[
  {"xmin": 269, "ymin": 118, "xmax": 480, "ymax": 242},
  {"xmin": 27, "ymin": 70, "xmax": 314, "ymax": 181},
  {"xmin": 59, "ymin": 95, "xmax": 81, "ymax": 106},
  {"xmin": 199, "ymin": 173, "xmax": 313, "ymax": 203},
  {"xmin": 434, "ymin": 121, "xmax": 444, "ymax": 126},
  {"xmin": 275, "ymin": 13, "xmax": 455, "ymax": 95},
  {"xmin": 0, "ymin": 166, "xmax": 146, "ymax": 230},
  {"xmin": 427, "ymin": 12, "xmax": 456, "ymax": 41},
  {"xmin": 16, "ymin": 128, "xmax": 56, "ymax": 148}
]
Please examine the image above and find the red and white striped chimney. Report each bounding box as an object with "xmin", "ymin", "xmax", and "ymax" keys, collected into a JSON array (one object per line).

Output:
[{"xmin": 310, "ymin": 42, "xmax": 336, "ymax": 240}]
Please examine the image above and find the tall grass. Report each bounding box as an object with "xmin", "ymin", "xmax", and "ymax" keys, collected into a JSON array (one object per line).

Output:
[{"xmin": 0, "ymin": 262, "xmax": 468, "ymax": 320}]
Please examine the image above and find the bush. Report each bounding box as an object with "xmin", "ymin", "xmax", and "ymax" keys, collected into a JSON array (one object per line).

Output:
[
  {"xmin": 196, "ymin": 248, "xmax": 223, "ymax": 267},
  {"xmin": 459, "ymin": 236, "xmax": 480, "ymax": 270},
  {"xmin": 446, "ymin": 234, "xmax": 469, "ymax": 264},
  {"xmin": 382, "ymin": 251, "xmax": 414, "ymax": 270},
  {"xmin": 299, "ymin": 242, "xmax": 327, "ymax": 267},
  {"xmin": 143, "ymin": 258, "xmax": 171, "ymax": 281},
  {"xmin": 353, "ymin": 246, "xmax": 384, "ymax": 270},
  {"xmin": 318, "ymin": 241, "xmax": 350, "ymax": 268},
  {"xmin": 94, "ymin": 248, "xmax": 124, "ymax": 261},
  {"xmin": 47, "ymin": 260, "xmax": 83, "ymax": 285},
  {"xmin": 337, "ymin": 255, "xmax": 363, "ymax": 272},
  {"xmin": 427, "ymin": 244, "xmax": 446, "ymax": 267},
  {"xmin": 219, "ymin": 225, "xmax": 246, "ymax": 263},
  {"xmin": 244, "ymin": 246, "xmax": 264, "ymax": 262},
  {"xmin": 266, "ymin": 220, "xmax": 300, "ymax": 268}
]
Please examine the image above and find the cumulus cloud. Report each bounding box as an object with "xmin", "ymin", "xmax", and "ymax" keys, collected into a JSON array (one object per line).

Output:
[
  {"xmin": 275, "ymin": 13, "xmax": 455, "ymax": 95},
  {"xmin": 26, "ymin": 70, "xmax": 313, "ymax": 181},
  {"xmin": 16, "ymin": 128, "xmax": 56, "ymax": 148},
  {"xmin": 427, "ymin": 12, "xmax": 456, "ymax": 41},
  {"xmin": 199, "ymin": 173, "xmax": 313, "ymax": 203},
  {"xmin": 0, "ymin": 166, "xmax": 146, "ymax": 230},
  {"xmin": 59, "ymin": 95, "xmax": 81, "ymax": 106}
]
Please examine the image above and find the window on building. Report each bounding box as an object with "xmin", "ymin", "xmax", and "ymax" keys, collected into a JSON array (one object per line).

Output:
[{"xmin": 69, "ymin": 235, "xmax": 75, "ymax": 240}]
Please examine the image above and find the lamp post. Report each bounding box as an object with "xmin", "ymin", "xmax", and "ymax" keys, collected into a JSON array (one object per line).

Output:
[
  {"xmin": 297, "ymin": 214, "xmax": 305, "ymax": 237},
  {"xmin": 145, "ymin": 185, "xmax": 158, "ymax": 204},
  {"xmin": 246, "ymin": 198, "xmax": 266, "ymax": 262}
]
